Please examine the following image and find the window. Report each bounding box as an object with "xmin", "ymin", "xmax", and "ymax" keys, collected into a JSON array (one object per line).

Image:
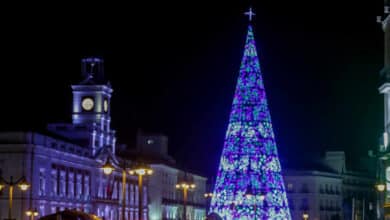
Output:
[
  {"xmin": 68, "ymin": 172, "xmax": 74, "ymax": 198},
  {"xmin": 77, "ymin": 174, "xmax": 82, "ymax": 198},
  {"xmin": 51, "ymin": 169, "xmax": 58, "ymax": 196},
  {"xmin": 39, "ymin": 168, "xmax": 46, "ymax": 196},
  {"xmin": 288, "ymin": 199, "xmax": 294, "ymax": 210},
  {"xmin": 386, "ymin": 167, "xmax": 390, "ymax": 192},
  {"xmin": 319, "ymin": 184, "xmax": 324, "ymax": 193},
  {"xmin": 84, "ymin": 175, "xmax": 90, "ymax": 199},
  {"xmin": 60, "ymin": 170, "xmax": 66, "ymax": 197},
  {"xmin": 301, "ymin": 183, "xmax": 309, "ymax": 193},
  {"xmin": 369, "ymin": 202, "xmax": 374, "ymax": 211},
  {"xmin": 131, "ymin": 184, "xmax": 136, "ymax": 205},
  {"xmin": 301, "ymin": 198, "xmax": 309, "ymax": 210},
  {"xmin": 39, "ymin": 205, "xmax": 45, "ymax": 216},
  {"xmin": 287, "ymin": 183, "xmax": 294, "ymax": 192}
]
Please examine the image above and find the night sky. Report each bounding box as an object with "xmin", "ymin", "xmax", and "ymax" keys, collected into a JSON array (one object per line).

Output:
[{"xmin": 0, "ymin": 1, "xmax": 385, "ymax": 177}]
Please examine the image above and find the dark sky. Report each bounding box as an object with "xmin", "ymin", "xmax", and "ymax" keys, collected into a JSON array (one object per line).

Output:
[{"xmin": 0, "ymin": 1, "xmax": 385, "ymax": 177}]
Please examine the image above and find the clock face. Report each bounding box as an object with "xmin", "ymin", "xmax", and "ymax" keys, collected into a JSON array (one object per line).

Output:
[
  {"xmin": 81, "ymin": 97, "xmax": 94, "ymax": 111},
  {"xmin": 103, "ymin": 99, "xmax": 108, "ymax": 112}
]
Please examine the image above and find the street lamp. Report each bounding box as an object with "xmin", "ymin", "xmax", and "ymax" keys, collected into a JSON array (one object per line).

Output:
[
  {"xmin": 0, "ymin": 176, "xmax": 30, "ymax": 220},
  {"xmin": 101, "ymin": 158, "xmax": 128, "ymax": 220},
  {"xmin": 128, "ymin": 162, "xmax": 153, "ymax": 220},
  {"xmin": 204, "ymin": 192, "xmax": 214, "ymax": 212},
  {"xmin": 102, "ymin": 158, "xmax": 115, "ymax": 175},
  {"xmin": 101, "ymin": 158, "xmax": 153, "ymax": 220},
  {"xmin": 376, "ymin": 181, "xmax": 386, "ymax": 192},
  {"xmin": 26, "ymin": 208, "xmax": 39, "ymax": 220},
  {"xmin": 204, "ymin": 193, "xmax": 213, "ymax": 199},
  {"xmin": 176, "ymin": 175, "xmax": 196, "ymax": 220},
  {"xmin": 101, "ymin": 158, "xmax": 152, "ymax": 220},
  {"xmin": 302, "ymin": 211, "xmax": 309, "ymax": 220}
]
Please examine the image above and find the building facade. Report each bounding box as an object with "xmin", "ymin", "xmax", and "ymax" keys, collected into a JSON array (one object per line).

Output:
[
  {"xmin": 126, "ymin": 131, "xmax": 208, "ymax": 220},
  {"xmin": 0, "ymin": 58, "xmax": 148, "ymax": 220},
  {"xmin": 376, "ymin": 2, "xmax": 390, "ymax": 219},
  {"xmin": 284, "ymin": 151, "xmax": 376, "ymax": 220},
  {"xmin": 149, "ymin": 164, "xmax": 206, "ymax": 220}
]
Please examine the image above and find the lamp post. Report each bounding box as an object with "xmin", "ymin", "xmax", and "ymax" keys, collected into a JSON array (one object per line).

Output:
[
  {"xmin": 176, "ymin": 176, "xmax": 196, "ymax": 220},
  {"xmin": 26, "ymin": 208, "xmax": 39, "ymax": 220},
  {"xmin": 102, "ymin": 157, "xmax": 128, "ymax": 220},
  {"xmin": 101, "ymin": 158, "xmax": 153, "ymax": 220},
  {"xmin": 129, "ymin": 162, "xmax": 153, "ymax": 220},
  {"xmin": 204, "ymin": 192, "xmax": 213, "ymax": 215},
  {"xmin": 0, "ymin": 176, "xmax": 30, "ymax": 220},
  {"xmin": 376, "ymin": 179, "xmax": 387, "ymax": 220},
  {"xmin": 374, "ymin": 152, "xmax": 388, "ymax": 220}
]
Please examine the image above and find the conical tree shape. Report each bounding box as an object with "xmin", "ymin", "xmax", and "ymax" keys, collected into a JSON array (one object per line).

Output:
[{"xmin": 210, "ymin": 25, "xmax": 291, "ymax": 220}]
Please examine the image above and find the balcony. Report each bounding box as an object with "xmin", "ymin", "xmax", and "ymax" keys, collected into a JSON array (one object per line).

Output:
[{"xmin": 91, "ymin": 196, "xmax": 119, "ymax": 204}]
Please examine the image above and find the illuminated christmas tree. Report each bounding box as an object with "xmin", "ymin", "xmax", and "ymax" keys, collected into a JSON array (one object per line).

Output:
[{"xmin": 210, "ymin": 10, "xmax": 291, "ymax": 220}]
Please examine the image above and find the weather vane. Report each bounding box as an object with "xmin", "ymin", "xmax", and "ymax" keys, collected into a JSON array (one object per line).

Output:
[{"xmin": 244, "ymin": 7, "xmax": 256, "ymax": 21}]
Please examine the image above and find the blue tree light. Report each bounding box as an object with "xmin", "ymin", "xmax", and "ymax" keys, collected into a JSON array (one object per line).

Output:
[{"xmin": 210, "ymin": 25, "xmax": 291, "ymax": 220}]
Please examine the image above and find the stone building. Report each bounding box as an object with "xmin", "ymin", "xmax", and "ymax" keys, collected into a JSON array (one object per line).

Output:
[
  {"xmin": 122, "ymin": 131, "xmax": 208, "ymax": 220},
  {"xmin": 0, "ymin": 58, "xmax": 147, "ymax": 220},
  {"xmin": 284, "ymin": 151, "xmax": 376, "ymax": 220}
]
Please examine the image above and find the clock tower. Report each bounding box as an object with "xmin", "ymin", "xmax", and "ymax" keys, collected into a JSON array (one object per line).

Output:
[
  {"xmin": 48, "ymin": 57, "xmax": 116, "ymax": 155},
  {"xmin": 72, "ymin": 57, "xmax": 112, "ymax": 126},
  {"xmin": 72, "ymin": 57, "xmax": 116, "ymax": 154}
]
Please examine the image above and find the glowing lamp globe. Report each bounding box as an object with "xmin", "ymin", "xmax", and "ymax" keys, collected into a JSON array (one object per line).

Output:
[
  {"xmin": 18, "ymin": 177, "xmax": 30, "ymax": 191},
  {"xmin": 135, "ymin": 169, "xmax": 146, "ymax": 176},
  {"xmin": 376, "ymin": 183, "xmax": 386, "ymax": 192},
  {"xmin": 130, "ymin": 163, "xmax": 153, "ymax": 177},
  {"xmin": 101, "ymin": 159, "xmax": 114, "ymax": 175}
]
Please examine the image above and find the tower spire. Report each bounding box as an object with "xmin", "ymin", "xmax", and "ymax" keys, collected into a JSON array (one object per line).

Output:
[
  {"xmin": 210, "ymin": 17, "xmax": 291, "ymax": 220},
  {"xmin": 378, "ymin": 1, "xmax": 390, "ymax": 70}
]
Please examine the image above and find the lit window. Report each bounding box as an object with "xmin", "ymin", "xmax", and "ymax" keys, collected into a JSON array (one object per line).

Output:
[
  {"xmin": 39, "ymin": 168, "xmax": 46, "ymax": 196},
  {"xmin": 287, "ymin": 183, "xmax": 293, "ymax": 192},
  {"xmin": 386, "ymin": 167, "xmax": 390, "ymax": 192}
]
